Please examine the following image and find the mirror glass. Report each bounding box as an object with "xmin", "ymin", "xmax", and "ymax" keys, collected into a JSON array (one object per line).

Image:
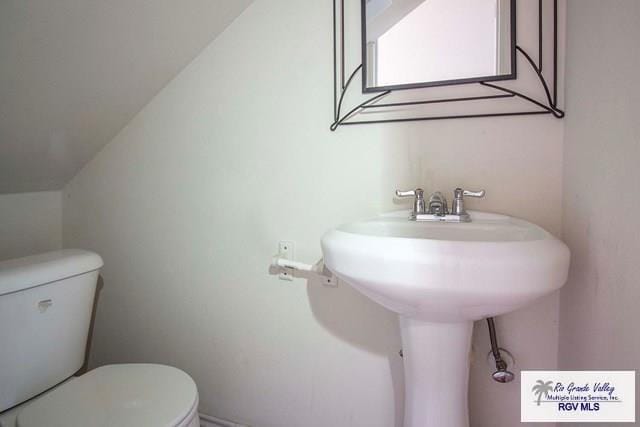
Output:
[{"xmin": 363, "ymin": 0, "xmax": 516, "ymax": 91}]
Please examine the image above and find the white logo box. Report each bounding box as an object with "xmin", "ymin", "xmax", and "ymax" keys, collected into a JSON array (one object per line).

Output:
[{"xmin": 521, "ymin": 371, "xmax": 635, "ymax": 423}]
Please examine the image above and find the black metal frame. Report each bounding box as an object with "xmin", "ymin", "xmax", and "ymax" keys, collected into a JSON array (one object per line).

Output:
[
  {"xmin": 361, "ymin": 0, "xmax": 518, "ymax": 93},
  {"xmin": 331, "ymin": 0, "xmax": 565, "ymax": 131}
]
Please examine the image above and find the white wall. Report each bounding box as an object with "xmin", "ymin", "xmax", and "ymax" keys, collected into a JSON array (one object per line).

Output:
[
  {"xmin": 63, "ymin": 1, "xmax": 565, "ymax": 426},
  {"xmin": 559, "ymin": 0, "xmax": 640, "ymax": 412},
  {"xmin": 0, "ymin": 191, "xmax": 62, "ymax": 260}
]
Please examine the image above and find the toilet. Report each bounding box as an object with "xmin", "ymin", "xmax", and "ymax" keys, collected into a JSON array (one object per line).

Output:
[{"xmin": 0, "ymin": 249, "xmax": 200, "ymax": 427}]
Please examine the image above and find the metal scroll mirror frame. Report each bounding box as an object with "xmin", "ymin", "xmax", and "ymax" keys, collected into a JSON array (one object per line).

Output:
[{"xmin": 331, "ymin": 0, "xmax": 565, "ymax": 131}]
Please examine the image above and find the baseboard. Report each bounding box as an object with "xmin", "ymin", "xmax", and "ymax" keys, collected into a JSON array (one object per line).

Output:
[{"xmin": 199, "ymin": 412, "xmax": 250, "ymax": 427}]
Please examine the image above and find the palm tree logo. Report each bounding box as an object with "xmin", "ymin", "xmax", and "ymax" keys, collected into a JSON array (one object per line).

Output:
[{"xmin": 532, "ymin": 380, "xmax": 554, "ymax": 406}]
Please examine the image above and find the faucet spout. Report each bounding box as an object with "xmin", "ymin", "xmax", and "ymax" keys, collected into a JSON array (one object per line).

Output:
[{"xmin": 427, "ymin": 191, "xmax": 448, "ymax": 216}]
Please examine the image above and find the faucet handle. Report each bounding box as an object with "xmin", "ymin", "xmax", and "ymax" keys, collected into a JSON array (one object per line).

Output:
[
  {"xmin": 456, "ymin": 188, "xmax": 485, "ymax": 198},
  {"xmin": 451, "ymin": 188, "xmax": 485, "ymax": 218},
  {"xmin": 395, "ymin": 188, "xmax": 424, "ymax": 198},
  {"xmin": 395, "ymin": 188, "xmax": 426, "ymax": 215}
]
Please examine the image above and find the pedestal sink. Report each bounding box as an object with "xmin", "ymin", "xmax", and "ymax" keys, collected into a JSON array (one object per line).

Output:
[{"xmin": 321, "ymin": 210, "xmax": 570, "ymax": 427}]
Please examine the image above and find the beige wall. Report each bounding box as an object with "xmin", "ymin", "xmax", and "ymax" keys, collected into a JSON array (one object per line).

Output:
[
  {"xmin": 63, "ymin": 1, "xmax": 565, "ymax": 426},
  {"xmin": 0, "ymin": 0, "xmax": 251, "ymax": 193},
  {"xmin": 0, "ymin": 191, "xmax": 62, "ymax": 261},
  {"xmin": 559, "ymin": 0, "xmax": 640, "ymax": 420}
]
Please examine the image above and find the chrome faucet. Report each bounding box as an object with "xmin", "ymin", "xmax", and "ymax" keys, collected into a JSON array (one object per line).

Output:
[{"xmin": 395, "ymin": 187, "xmax": 485, "ymax": 222}]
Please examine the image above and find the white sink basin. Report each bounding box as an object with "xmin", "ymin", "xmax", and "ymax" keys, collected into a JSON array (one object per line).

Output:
[
  {"xmin": 322, "ymin": 210, "xmax": 569, "ymax": 322},
  {"xmin": 321, "ymin": 210, "xmax": 570, "ymax": 427}
]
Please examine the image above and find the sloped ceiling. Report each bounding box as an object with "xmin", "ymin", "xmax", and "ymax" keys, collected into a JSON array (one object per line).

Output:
[{"xmin": 0, "ymin": 0, "xmax": 252, "ymax": 194}]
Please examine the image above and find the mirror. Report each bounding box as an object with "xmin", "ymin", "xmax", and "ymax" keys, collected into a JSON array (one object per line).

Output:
[{"xmin": 362, "ymin": 0, "xmax": 516, "ymax": 92}]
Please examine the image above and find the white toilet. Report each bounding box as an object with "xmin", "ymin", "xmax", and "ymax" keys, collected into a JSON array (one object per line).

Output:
[{"xmin": 0, "ymin": 249, "xmax": 200, "ymax": 427}]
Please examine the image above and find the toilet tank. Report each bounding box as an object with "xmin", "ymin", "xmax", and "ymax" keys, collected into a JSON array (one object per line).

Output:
[{"xmin": 0, "ymin": 249, "xmax": 103, "ymax": 413}]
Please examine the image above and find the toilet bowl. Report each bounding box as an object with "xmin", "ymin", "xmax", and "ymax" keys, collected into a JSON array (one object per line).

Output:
[{"xmin": 0, "ymin": 250, "xmax": 200, "ymax": 427}]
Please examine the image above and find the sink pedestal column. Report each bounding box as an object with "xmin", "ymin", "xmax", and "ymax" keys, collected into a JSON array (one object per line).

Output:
[{"xmin": 400, "ymin": 318, "xmax": 474, "ymax": 427}]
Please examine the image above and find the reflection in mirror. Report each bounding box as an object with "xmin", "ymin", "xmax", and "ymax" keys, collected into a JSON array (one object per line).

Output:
[{"xmin": 363, "ymin": 0, "xmax": 516, "ymax": 91}]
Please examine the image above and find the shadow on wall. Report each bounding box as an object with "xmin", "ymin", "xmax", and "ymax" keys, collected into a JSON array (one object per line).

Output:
[
  {"xmin": 81, "ymin": 275, "xmax": 105, "ymax": 374},
  {"xmin": 303, "ymin": 269, "xmax": 405, "ymax": 427}
]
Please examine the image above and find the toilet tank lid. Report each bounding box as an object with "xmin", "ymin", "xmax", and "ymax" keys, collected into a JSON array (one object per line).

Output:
[{"xmin": 0, "ymin": 249, "xmax": 103, "ymax": 296}]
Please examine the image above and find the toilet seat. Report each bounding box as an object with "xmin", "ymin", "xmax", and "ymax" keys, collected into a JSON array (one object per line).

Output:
[{"xmin": 16, "ymin": 364, "xmax": 199, "ymax": 427}]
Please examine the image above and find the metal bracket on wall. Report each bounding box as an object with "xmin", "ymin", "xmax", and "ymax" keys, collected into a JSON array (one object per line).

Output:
[
  {"xmin": 269, "ymin": 242, "xmax": 337, "ymax": 287},
  {"xmin": 330, "ymin": 0, "xmax": 565, "ymax": 130}
]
